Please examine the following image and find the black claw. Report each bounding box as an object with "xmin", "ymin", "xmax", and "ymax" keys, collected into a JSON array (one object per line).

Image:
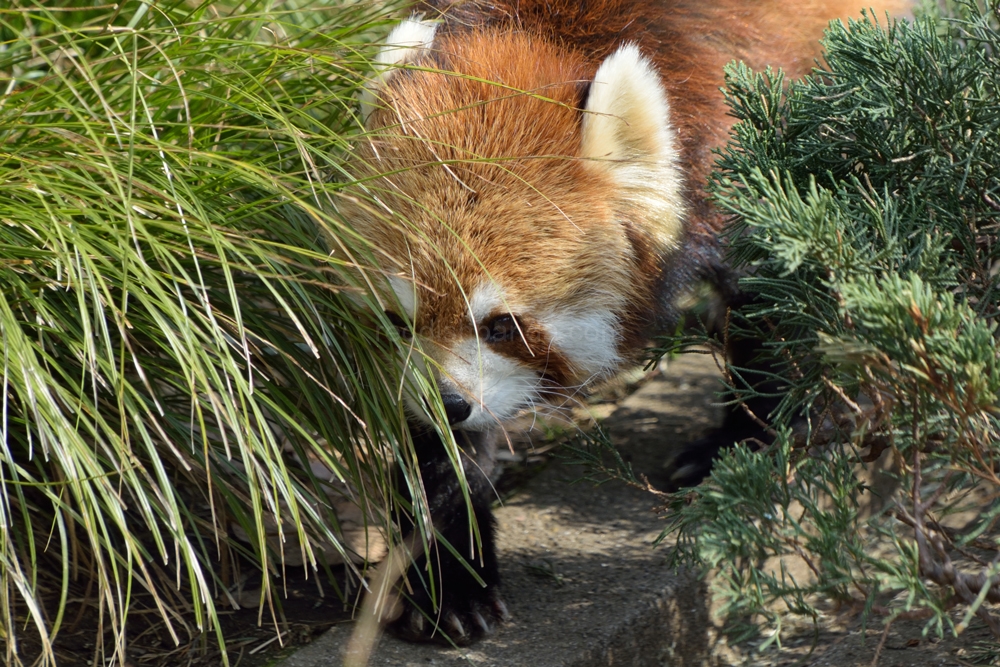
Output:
[
  {"xmin": 492, "ymin": 597, "xmax": 511, "ymax": 622},
  {"xmin": 414, "ymin": 612, "xmax": 427, "ymax": 636},
  {"xmin": 664, "ymin": 430, "xmax": 732, "ymax": 489},
  {"xmin": 670, "ymin": 462, "xmax": 707, "ymax": 485},
  {"xmin": 445, "ymin": 612, "xmax": 468, "ymax": 643},
  {"xmin": 472, "ymin": 610, "xmax": 492, "ymax": 635},
  {"xmin": 388, "ymin": 593, "xmax": 509, "ymax": 644}
]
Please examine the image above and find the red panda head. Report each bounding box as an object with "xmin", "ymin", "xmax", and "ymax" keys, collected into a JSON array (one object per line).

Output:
[{"xmin": 339, "ymin": 17, "xmax": 686, "ymax": 430}]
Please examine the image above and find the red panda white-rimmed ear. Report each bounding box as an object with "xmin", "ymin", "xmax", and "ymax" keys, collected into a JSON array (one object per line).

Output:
[
  {"xmin": 581, "ymin": 44, "xmax": 685, "ymax": 248},
  {"xmin": 360, "ymin": 17, "xmax": 438, "ymax": 121},
  {"xmin": 582, "ymin": 43, "xmax": 674, "ymax": 162}
]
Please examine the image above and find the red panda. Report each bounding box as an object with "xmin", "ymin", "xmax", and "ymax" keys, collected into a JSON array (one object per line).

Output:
[{"xmin": 338, "ymin": 0, "xmax": 911, "ymax": 645}]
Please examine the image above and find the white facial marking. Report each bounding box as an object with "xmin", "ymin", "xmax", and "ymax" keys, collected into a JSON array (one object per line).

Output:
[
  {"xmin": 467, "ymin": 281, "xmax": 505, "ymax": 324},
  {"xmin": 360, "ymin": 17, "xmax": 439, "ymax": 120},
  {"xmin": 439, "ymin": 338, "xmax": 541, "ymax": 430},
  {"xmin": 400, "ymin": 336, "xmax": 541, "ymax": 431},
  {"xmin": 540, "ymin": 309, "xmax": 622, "ymax": 381},
  {"xmin": 400, "ymin": 282, "xmax": 541, "ymax": 429},
  {"xmin": 388, "ymin": 276, "xmax": 417, "ymax": 319},
  {"xmin": 581, "ymin": 43, "xmax": 686, "ymax": 250}
]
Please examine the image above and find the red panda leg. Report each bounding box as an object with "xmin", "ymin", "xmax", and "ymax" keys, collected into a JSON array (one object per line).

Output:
[
  {"xmin": 663, "ymin": 295, "xmax": 785, "ymax": 488},
  {"xmin": 391, "ymin": 427, "xmax": 509, "ymax": 645}
]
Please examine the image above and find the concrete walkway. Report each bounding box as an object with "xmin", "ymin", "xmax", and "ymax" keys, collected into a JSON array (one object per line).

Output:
[{"xmin": 278, "ymin": 354, "xmax": 725, "ymax": 667}]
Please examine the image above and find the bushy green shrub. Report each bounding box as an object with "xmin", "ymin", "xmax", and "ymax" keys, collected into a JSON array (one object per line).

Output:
[{"xmin": 663, "ymin": 0, "xmax": 1000, "ymax": 645}]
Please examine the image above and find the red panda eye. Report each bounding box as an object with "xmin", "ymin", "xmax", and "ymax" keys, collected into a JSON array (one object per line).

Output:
[
  {"xmin": 483, "ymin": 314, "xmax": 518, "ymax": 344},
  {"xmin": 384, "ymin": 311, "xmax": 412, "ymax": 339}
]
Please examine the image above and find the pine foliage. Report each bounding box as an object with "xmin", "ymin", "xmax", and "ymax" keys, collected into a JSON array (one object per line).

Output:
[{"xmin": 664, "ymin": 0, "xmax": 1000, "ymax": 644}]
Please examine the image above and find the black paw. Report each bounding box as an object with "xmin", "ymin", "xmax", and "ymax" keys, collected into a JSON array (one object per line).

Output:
[
  {"xmin": 390, "ymin": 588, "xmax": 509, "ymax": 645},
  {"xmin": 390, "ymin": 424, "xmax": 505, "ymax": 645},
  {"xmin": 664, "ymin": 429, "xmax": 735, "ymax": 489},
  {"xmin": 665, "ymin": 422, "xmax": 775, "ymax": 489}
]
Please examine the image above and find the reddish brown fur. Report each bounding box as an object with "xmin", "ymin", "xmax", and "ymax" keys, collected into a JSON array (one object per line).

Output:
[
  {"xmin": 489, "ymin": 314, "xmax": 576, "ymax": 386},
  {"xmin": 349, "ymin": 31, "xmax": 638, "ymax": 366},
  {"xmin": 342, "ymin": 3, "xmax": 913, "ymax": 641},
  {"xmin": 341, "ymin": 0, "xmax": 910, "ymax": 388},
  {"xmin": 426, "ymin": 0, "xmax": 911, "ymax": 230}
]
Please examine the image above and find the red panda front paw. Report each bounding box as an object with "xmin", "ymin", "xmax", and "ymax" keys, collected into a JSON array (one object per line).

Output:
[
  {"xmin": 665, "ymin": 422, "xmax": 774, "ymax": 489},
  {"xmin": 663, "ymin": 429, "xmax": 732, "ymax": 490},
  {"xmin": 390, "ymin": 589, "xmax": 509, "ymax": 646}
]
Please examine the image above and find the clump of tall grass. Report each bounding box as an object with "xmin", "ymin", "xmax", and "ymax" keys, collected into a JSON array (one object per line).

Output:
[{"xmin": 0, "ymin": 1, "xmax": 426, "ymax": 664}]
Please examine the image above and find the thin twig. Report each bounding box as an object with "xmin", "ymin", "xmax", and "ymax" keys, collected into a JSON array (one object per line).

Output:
[{"xmin": 869, "ymin": 619, "xmax": 894, "ymax": 667}]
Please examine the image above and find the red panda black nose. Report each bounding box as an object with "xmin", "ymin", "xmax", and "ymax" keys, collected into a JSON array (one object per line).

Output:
[{"xmin": 441, "ymin": 394, "xmax": 472, "ymax": 425}]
